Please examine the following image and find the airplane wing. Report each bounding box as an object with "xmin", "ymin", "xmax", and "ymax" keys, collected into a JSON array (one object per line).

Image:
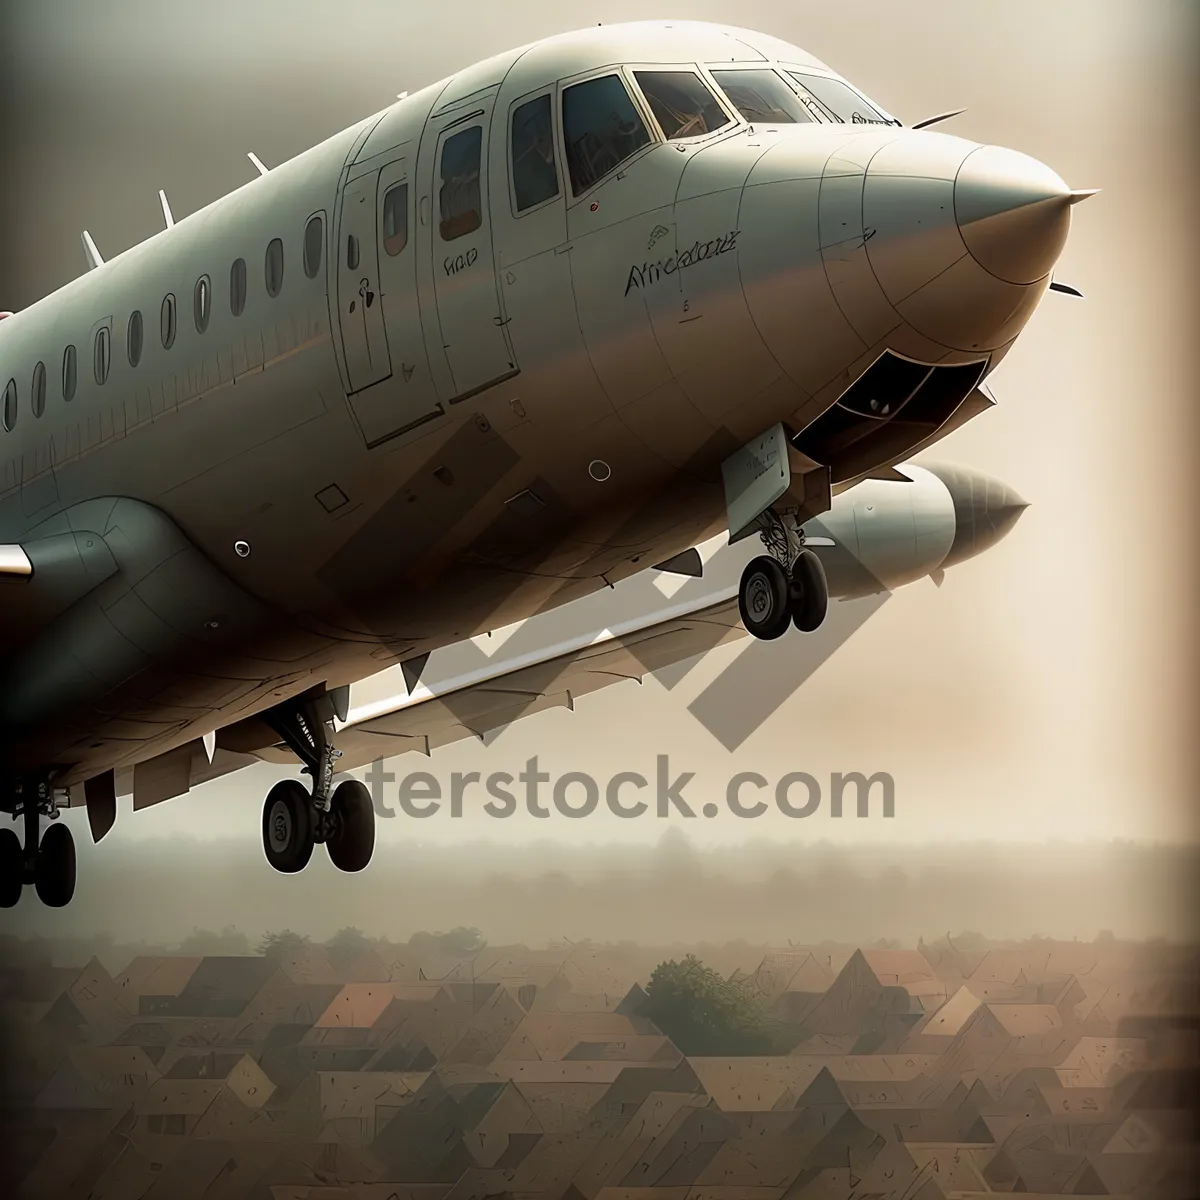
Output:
[{"xmin": 184, "ymin": 546, "xmax": 757, "ymax": 791}]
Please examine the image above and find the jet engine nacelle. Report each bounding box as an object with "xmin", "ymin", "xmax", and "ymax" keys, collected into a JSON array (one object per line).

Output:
[{"xmin": 807, "ymin": 462, "xmax": 1027, "ymax": 598}]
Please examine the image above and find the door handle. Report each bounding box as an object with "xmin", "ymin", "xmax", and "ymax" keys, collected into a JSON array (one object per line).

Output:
[{"xmin": 419, "ymin": 196, "xmax": 430, "ymax": 227}]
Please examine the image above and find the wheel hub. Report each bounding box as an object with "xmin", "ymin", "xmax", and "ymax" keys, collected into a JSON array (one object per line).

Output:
[
  {"xmin": 748, "ymin": 573, "xmax": 772, "ymax": 619},
  {"xmin": 269, "ymin": 801, "xmax": 292, "ymax": 850}
]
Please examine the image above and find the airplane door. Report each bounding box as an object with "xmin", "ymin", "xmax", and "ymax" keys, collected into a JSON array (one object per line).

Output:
[
  {"xmin": 422, "ymin": 106, "xmax": 519, "ymax": 401},
  {"xmin": 336, "ymin": 170, "xmax": 392, "ymax": 393},
  {"xmin": 345, "ymin": 157, "xmax": 446, "ymax": 448}
]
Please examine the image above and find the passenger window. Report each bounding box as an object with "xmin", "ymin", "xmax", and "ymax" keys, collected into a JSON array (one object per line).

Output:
[
  {"xmin": 634, "ymin": 71, "xmax": 730, "ymax": 140},
  {"xmin": 265, "ymin": 238, "xmax": 284, "ymax": 297},
  {"xmin": 439, "ymin": 126, "xmax": 483, "ymax": 241},
  {"xmin": 2, "ymin": 379, "xmax": 15, "ymax": 432},
  {"xmin": 382, "ymin": 183, "xmax": 409, "ymax": 255},
  {"xmin": 128, "ymin": 310, "xmax": 143, "ymax": 367},
  {"xmin": 161, "ymin": 294, "xmax": 176, "ymax": 349},
  {"xmin": 230, "ymin": 258, "xmax": 247, "ymax": 316},
  {"xmin": 94, "ymin": 326, "xmax": 111, "ymax": 385},
  {"xmin": 194, "ymin": 275, "xmax": 211, "ymax": 333},
  {"xmin": 31, "ymin": 361, "xmax": 46, "ymax": 418},
  {"xmin": 511, "ymin": 94, "xmax": 559, "ymax": 212},
  {"xmin": 710, "ymin": 69, "xmax": 816, "ymax": 124},
  {"xmin": 562, "ymin": 74, "xmax": 652, "ymax": 195},
  {"xmin": 63, "ymin": 345, "xmax": 77, "ymax": 400},
  {"xmin": 304, "ymin": 214, "xmax": 323, "ymax": 278},
  {"xmin": 346, "ymin": 234, "xmax": 360, "ymax": 271},
  {"xmin": 786, "ymin": 72, "xmax": 895, "ymax": 125}
]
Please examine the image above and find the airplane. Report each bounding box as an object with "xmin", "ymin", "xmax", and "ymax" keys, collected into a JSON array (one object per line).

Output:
[{"xmin": 0, "ymin": 20, "xmax": 1090, "ymax": 907}]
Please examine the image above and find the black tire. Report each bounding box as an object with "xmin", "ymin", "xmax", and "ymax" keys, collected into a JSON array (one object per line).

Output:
[
  {"xmin": 790, "ymin": 548, "xmax": 829, "ymax": 633},
  {"xmin": 34, "ymin": 822, "xmax": 75, "ymax": 908},
  {"xmin": 262, "ymin": 779, "xmax": 315, "ymax": 874},
  {"xmin": 326, "ymin": 779, "xmax": 375, "ymax": 873},
  {"xmin": 0, "ymin": 828, "xmax": 23, "ymax": 909},
  {"xmin": 738, "ymin": 555, "xmax": 791, "ymax": 641}
]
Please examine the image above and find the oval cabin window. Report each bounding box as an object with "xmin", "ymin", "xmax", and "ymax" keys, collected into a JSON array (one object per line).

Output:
[
  {"xmin": 265, "ymin": 238, "xmax": 284, "ymax": 297},
  {"xmin": 2, "ymin": 379, "xmax": 16, "ymax": 432},
  {"xmin": 194, "ymin": 275, "xmax": 211, "ymax": 333},
  {"xmin": 128, "ymin": 310, "xmax": 143, "ymax": 367},
  {"xmin": 230, "ymin": 257, "xmax": 247, "ymax": 316},
  {"xmin": 94, "ymin": 326, "xmax": 111, "ymax": 385},
  {"xmin": 31, "ymin": 361, "xmax": 46, "ymax": 418},
  {"xmin": 63, "ymin": 344, "xmax": 77, "ymax": 400},
  {"xmin": 161, "ymin": 294, "xmax": 176, "ymax": 348},
  {"xmin": 382, "ymin": 184, "xmax": 409, "ymax": 255},
  {"xmin": 303, "ymin": 214, "xmax": 323, "ymax": 278}
]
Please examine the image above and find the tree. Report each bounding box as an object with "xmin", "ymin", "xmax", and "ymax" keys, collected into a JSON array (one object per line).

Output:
[
  {"xmin": 178, "ymin": 926, "xmax": 252, "ymax": 956},
  {"xmin": 642, "ymin": 954, "xmax": 772, "ymax": 1055},
  {"xmin": 407, "ymin": 926, "xmax": 486, "ymax": 955},
  {"xmin": 327, "ymin": 926, "xmax": 372, "ymax": 951},
  {"xmin": 258, "ymin": 930, "xmax": 313, "ymax": 959}
]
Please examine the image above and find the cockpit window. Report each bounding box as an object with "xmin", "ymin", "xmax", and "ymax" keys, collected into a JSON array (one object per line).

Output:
[
  {"xmin": 562, "ymin": 73, "xmax": 652, "ymax": 195},
  {"xmin": 710, "ymin": 69, "xmax": 816, "ymax": 124},
  {"xmin": 511, "ymin": 94, "xmax": 560, "ymax": 212},
  {"xmin": 634, "ymin": 70, "xmax": 730, "ymax": 141},
  {"xmin": 786, "ymin": 72, "xmax": 897, "ymax": 126}
]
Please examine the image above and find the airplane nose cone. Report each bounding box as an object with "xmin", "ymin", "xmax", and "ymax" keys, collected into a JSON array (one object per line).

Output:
[
  {"xmin": 954, "ymin": 145, "xmax": 1073, "ymax": 285},
  {"xmin": 921, "ymin": 462, "xmax": 1029, "ymax": 567}
]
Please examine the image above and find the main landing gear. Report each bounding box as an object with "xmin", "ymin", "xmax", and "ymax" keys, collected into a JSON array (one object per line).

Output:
[
  {"xmin": 0, "ymin": 776, "xmax": 76, "ymax": 909},
  {"xmin": 737, "ymin": 508, "xmax": 829, "ymax": 641},
  {"xmin": 261, "ymin": 692, "xmax": 375, "ymax": 876}
]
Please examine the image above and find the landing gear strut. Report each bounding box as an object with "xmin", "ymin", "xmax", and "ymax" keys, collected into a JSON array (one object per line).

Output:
[
  {"xmin": 0, "ymin": 776, "xmax": 77, "ymax": 909},
  {"xmin": 737, "ymin": 507, "xmax": 829, "ymax": 641},
  {"xmin": 261, "ymin": 691, "xmax": 375, "ymax": 876}
]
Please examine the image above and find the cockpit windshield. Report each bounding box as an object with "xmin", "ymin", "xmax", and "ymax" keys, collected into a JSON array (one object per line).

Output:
[
  {"xmin": 562, "ymin": 73, "xmax": 653, "ymax": 194},
  {"xmin": 709, "ymin": 69, "xmax": 817, "ymax": 124},
  {"xmin": 786, "ymin": 72, "xmax": 899, "ymax": 126},
  {"xmin": 633, "ymin": 70, "xmax": 730, "ymax": 140}
]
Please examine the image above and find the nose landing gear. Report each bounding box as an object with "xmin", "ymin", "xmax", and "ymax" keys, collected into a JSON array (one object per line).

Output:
[
  {"xmin": 737, "ymin": 508, "xmax": 830, "ymax": 642},
  {"xmin": 0, "ymin": 776, "xmax": 77, "ymax": 909},
  {"xmin": 260, "ymin": 692, "xmax": 375, "ymax": 877}
]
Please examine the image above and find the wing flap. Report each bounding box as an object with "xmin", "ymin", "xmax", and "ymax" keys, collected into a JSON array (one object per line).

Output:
[{"xmin": 184, "ymin": 590, "xmax": 749, "ymax": 787}]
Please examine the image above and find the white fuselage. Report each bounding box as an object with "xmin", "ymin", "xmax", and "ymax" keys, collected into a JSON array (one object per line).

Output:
[{"xmin": 0, "ymin": 21, "xmax": 1070, "ymax": 783}]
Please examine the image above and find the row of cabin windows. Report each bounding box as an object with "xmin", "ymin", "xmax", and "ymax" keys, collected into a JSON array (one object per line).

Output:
[
  {"xmin": 4, "ymin": 72, "xmax": 892, "ymax": 433},
  {"xmin": 506, "ymin": 66, "xmax": 894, "ymax": 214},
  {"xmin": 1, "ymin": 215, "xmax": 325, "ymax": 433}
]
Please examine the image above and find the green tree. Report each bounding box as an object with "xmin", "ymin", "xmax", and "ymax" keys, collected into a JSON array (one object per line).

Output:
[
  {"xmin": 642, "ymin": 954, "xmax": 772, "ymax": 1055},
  {"xmin": 258, "ymin": 929, "xmax": 313, "ymax": 959}
]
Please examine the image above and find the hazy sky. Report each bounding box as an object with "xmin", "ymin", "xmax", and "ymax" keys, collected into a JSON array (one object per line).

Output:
[{"xmin": 6, "ymin": 2, "xmax": 1197, "ymax": 857}]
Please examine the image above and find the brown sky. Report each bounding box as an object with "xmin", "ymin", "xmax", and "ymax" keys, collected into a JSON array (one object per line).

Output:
[{"xmin": 4, "ymin": 1, "xmax": 1197, "ymax": 857}]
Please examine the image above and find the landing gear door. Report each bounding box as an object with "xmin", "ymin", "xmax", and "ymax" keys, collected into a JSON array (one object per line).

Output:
[
  {"xmin": 336, "ymin": 170, "xmax": 392, "ymax": 394},
  {"xmin": 422, "ymin": 104, "xmax": 519, "ymax": 402}
]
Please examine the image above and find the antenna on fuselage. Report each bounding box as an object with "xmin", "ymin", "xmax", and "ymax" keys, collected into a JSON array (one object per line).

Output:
[
  {"xmin": 247, "ymin": 151, "xmax": 270, "ymax": 176},
  {"xmin": 910, "ymin": 108, "xmax": 967, "ymax": 130},
  {"xmin": 81, "ymin": 230, "xmax": 104, "ymax": 271},
  {"xmin": 396, "ymin": 91, "xmax": 409, "ymax": 101},
  {"xmin": 158, "ymin": 189, "xmax": 175, "ymax": 229}
]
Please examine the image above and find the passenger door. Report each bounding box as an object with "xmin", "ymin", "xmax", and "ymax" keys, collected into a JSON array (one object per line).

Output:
[
  {"xmin": 347, "ymin": 158, "xmax": 445, "ymax": 447},
  {"xmin": 420, "ymin": 104, "xmax": 518, "ymax": 402},
  {"xmin": 336, "ymin": 167, "xmax": 392, "ymax": 393}
]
